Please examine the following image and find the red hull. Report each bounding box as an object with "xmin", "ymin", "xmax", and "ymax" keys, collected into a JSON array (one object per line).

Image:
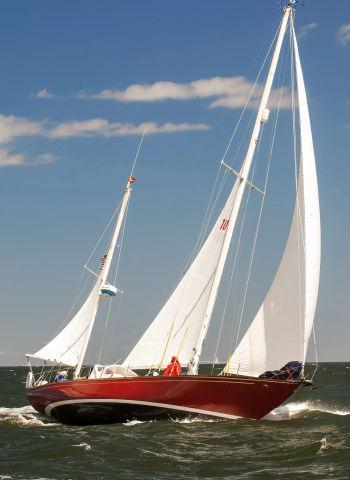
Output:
[{"xmin": 26, "ymin": 375, "xmax": 300, "ymax": 425}]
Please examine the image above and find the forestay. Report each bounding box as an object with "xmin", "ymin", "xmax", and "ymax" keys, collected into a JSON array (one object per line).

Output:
[{"xmin": 225, "ymin": 20, "xmax": 320, "ymax": 377}]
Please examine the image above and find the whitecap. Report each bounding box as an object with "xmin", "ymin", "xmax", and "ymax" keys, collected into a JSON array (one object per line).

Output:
[
  {"xmin": 123, "ymin": 419, "xmax": 145, "ymax": 426},
  {"xmin": 263, "ymin": 401, "xmax": 350, "ymax": 421},
  {"xmin": 317, "ymin": 437, "xmax": 329, "ymax": 454},
  {"xmin": 170, "ymin": 415, "xmax": 224, "ymax": 424},
  {"xmin": 0, "ymin": 405, "xmax": 56, "ymax": 427},
  {"xmin": 72, "ymin": 442, "xmax": 91, "ymax": 451}
]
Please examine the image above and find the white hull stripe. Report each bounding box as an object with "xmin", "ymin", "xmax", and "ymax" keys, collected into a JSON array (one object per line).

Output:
[{"xmin": 45, "ymin": 398, "xmax": 242, "ymax": 421}]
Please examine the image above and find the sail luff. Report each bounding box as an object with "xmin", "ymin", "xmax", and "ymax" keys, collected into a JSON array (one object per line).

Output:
[
  {"xmin": 74, "ymin": 180, "xmax": 132, "ymax": 377},
  {"xmin": 291, "ymin": 20, "xmax": 321, "ymax": 366},
  {"xmin": 187, "ymin": 6, "xmax": 292, "ymax": 375}
]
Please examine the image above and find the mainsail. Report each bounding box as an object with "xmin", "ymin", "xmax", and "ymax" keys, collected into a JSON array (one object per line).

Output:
[
  {"xmin": 123, "ymin": 9, "xmax": 291, "ymax": 373},
  {"xmin": 27, "ymin": 177, "xmax": 133, "ymax": 377},
  {"xmin": 225, "ymin": 19, "xmax": 320, "ymax": 377}
]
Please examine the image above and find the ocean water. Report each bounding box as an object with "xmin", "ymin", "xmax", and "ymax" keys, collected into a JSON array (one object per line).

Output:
[{"xmin": 0, "ymin": 364, "xmax": 349, "ymax": 480}]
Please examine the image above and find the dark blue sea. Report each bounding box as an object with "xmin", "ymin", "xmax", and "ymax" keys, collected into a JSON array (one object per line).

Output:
[{"xmin": 0, "ymin": 364, "xmax": 349, "ymax": 479}]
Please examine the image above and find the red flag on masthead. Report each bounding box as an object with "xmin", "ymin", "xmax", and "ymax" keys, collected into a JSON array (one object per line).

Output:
[{"xmin": 128, "ymin": 176, "xmax": 136, "ymax": 183}]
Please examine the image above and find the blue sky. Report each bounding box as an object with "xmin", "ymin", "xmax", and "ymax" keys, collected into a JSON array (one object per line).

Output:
[{"xmin": 0, "ymin": 0, "xmax": 349, "ymax": 365}]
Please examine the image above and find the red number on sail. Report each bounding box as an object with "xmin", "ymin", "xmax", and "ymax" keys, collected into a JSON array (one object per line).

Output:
[{"xmin": 220, "ymin": 219, "xmax": 229, "ymax": 231}]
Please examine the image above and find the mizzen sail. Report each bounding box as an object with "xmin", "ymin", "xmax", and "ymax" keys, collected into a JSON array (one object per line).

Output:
[{"xmin": 27, "ymin": 177, "xmax": 133, "ymax": 376}]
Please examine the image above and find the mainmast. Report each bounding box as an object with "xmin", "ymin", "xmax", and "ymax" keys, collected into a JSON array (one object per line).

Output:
[{"xmin": 187, "ymin": 5, "xmax": 293, "ymax": 375}]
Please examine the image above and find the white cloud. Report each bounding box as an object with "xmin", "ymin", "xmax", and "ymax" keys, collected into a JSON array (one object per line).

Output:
[
  {"xmin": 0, "ymin": 114, "xmax": 208, "ymax": 143},
  {"xmin": 34, "ymin": 88, "xmax": 56, "ymax": 99},
  {"xmin": 298, "ymin": 22, "xmax": 317, "ymax": 39},
  {"xmin": 210, "ymin": 86, "xmax": 290, "ymax": 109},
  {"xmin": 0, "ymin": 148, "xmax": 26, "ymax": 167},
  {"xmin": 47, "ymin": 119, "xmax": 209, "ymax": 139},
  {"xmin": 0, "ymin": 115, "xmax": 49, "ymax": 168},
  {"xmin": 337, "ymin": 23, "xmax": 350, "ymax": 45},
  {"xmin": 0, "ymin": 115, "xmax": 63, "ymax": 168},
  {"xmin": 0, "ymin": 115, "xmax": 43, "ymax": 144},
  {"xmin": 0, "ymin": 149, "xmax": 59, "ymax": 168},
  {"xmin": 34, "ymin": 76, "xmax": 292, "ymax": 111},
  {"xmin": 80, "ymin": 76, "xmax": 291, "ymax": 110},
  {"xmin": 36, "ymin": 152, "xmax": 59, "ymax": 164},
  {"xmin": 0, "ymin": 115, "xmax": 210, "ymax": 168},
  {"xmin": 89, "ymin": 77, "xmax": 255, "ymax": 102},
  {"xmin": 0, "ymin": 113, "xmax": 208, "ymax": 167}
]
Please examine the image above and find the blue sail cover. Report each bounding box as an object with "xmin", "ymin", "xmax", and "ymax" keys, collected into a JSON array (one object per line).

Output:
[{"xmin": 259, "ymin": 361, "xmax": 302, "ymax": 380}]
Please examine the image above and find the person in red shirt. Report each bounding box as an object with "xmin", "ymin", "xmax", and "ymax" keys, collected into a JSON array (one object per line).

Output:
[{"xmin": 163, "ymin": 355, "xmax": 182, "ymax": 376}]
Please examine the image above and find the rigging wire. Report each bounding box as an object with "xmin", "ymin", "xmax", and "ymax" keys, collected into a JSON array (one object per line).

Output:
[
  {"xmin": 184, "ymin": 16, "xmax": 285, "ymax": 268},
  {"xmin": 84, "ymin": 129, "xmax": 146, "ymax": 273},
  {"xmin": 96, "ymin": 131, "xmax": 146, "ymax": 365},
  {"xmin": 154, "ymin": 103, "xmax": 256, "ymax": 371},
  {"xmin": 97, "ymin": 200, "xmax": 129, "ymax": 365},
  {"xmin": 210, "ymin": 134, "xmax": 261, "ymax": 373},
  {"xmin": 84, "ymin": 199, "xmax": 123, "ymax": 269},
  {"xmin": 41, "ymin": 201, "xmax": 125, "ymax": 339},
  {"xmin": 228, "ymin": 128, "xmax": 264, "ymax": 356},
  {"xmin": 222, "ymin": 27, "xmax": 290, "ymax": 368},
  {"xmin": 97, "ymin": 185, "xmax": 132, "ymax": 364},
  {"xmin": 198, "ymin": 22, "xmax": 288, "ymax": 368},
  {"xmin": 230, "ymin": 48, "xmax": 288, "ymax": 363},
  {"xmin": 153, "ymin": 16, "xmax": 288, "ymax": 372},
  {"xmin": 101, "ymin": 18, "xmax": 288, "ymax": 373}
]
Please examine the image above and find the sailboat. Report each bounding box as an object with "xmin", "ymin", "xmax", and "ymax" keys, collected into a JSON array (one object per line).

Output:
[{"xmin": 26, "ymin": 1, "xmax": 321, "ymax": 425}]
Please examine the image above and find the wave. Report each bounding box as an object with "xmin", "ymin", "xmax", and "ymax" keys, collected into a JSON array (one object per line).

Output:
[
  {"xmin": 263, "ymin": 401, "xmax": 350, "ymax": 421},
  {"xmin": 170, "ymin": 416, "xmax": 223, "ymax": 424},
  {"xmin": 2, "ymin": 402, "xmax": 348, "ymax": 427},
  {"xmin": 122, "ymin": 415, "xmax": 225, "ymax": 426},
  {"xmin": 123, "ymin": 419, "xmax": 146, "ymax": 426},
  {"xmin": 0, "ymin": 405, "xmax": 57, "ymax": 427},
  {"xmin": 72, "ymin": 442, "xmax": 92, "ymax": 451}
]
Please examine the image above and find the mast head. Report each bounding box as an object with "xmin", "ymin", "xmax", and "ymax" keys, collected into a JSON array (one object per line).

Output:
[{"xmin": 279, "ymin": 0, "xmax": 304, "ymax": 9}]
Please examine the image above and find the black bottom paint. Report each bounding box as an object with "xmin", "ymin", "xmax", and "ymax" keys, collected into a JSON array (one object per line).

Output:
[{"xmin": 50, "ymin": 403, "xmax": 212, "ymax": 426}]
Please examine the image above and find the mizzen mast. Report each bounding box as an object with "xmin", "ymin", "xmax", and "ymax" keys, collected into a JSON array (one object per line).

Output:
[{"xmin": 74, "ymin": 174, "xmax": 136, "ymax": 378}]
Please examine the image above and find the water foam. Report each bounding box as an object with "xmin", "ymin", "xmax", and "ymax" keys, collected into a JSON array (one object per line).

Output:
[
  {"xmin": 0, "ymin": 405, "xmax": 56, "ymax": 427},
  {"xmin": 123, "ymin": 419, "xmax": 146, "ymax": 426},
  {"xmin": 72, "ymin": 442, "xmax": 91, "ymax": 451},
  {"xmin": 263, "ymin": 401, "xmax": 350, "ymax": 421},
  {"xmin": 170, "ymin": 416, "xmax": 222, "ymax": 424},
  {"xmin": 317, "ymin": 437, "xmax": 329, "ymax": 454}
]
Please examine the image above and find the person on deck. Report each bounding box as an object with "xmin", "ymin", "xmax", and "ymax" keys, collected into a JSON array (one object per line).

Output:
[
  {"xmin": 55, "ymin": 370, "xmax": 68, "ymax": 382},
  {"xmin": 163, "ymin": 356, "xmax": 182, "ymax": 376}
]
